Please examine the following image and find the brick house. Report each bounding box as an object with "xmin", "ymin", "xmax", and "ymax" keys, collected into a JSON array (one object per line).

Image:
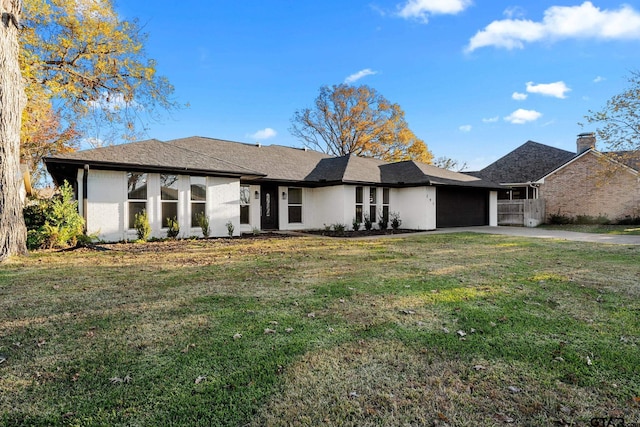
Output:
[{"xmin": 473, "ymin": 133, "xmax": 640, "ymax": 224}]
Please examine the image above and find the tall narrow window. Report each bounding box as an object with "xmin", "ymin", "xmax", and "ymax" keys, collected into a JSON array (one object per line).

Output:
[
  {"xmin": 355, "ymin": 186, "xmax": 363, "ymax": 223},
  {"xmin": 127, "ymin": 172, "xmax": 147, "ymax": 229},
  {"xmin": 160, "ymin": 174, "xmax": 179, "ymax": 227},
  {"xmin": 288, "ymin": 188, "xmax": 302, "ymax": 223},
  {"xmin": 369, "ymin": 187, "xmax": 377, "ymax": 222},
  {"xmin": 382, "ymin": 188, "xmax": 390, "ymax": 223},
  {"xmin": 240, "ymin": 185, "xmax": 250, "ymax": 224},
  {"xmin": 190, "ymin": 176, "xmax": 206, "ymax": 227}
]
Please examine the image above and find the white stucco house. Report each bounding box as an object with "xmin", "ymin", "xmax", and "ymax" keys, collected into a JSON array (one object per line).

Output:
[{"xmin": 44, "ymin": 136, "xmax": 499, "ymax": 242}]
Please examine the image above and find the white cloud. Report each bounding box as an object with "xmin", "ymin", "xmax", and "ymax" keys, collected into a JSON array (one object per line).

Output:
[
  {"xmin": 503, "ymin": 6, "xmax": 525, "ymax": 19},
  {"xmin": 526, "ymin": 81, "xmax": 571, "ymax": 99},
  {"xmin": 397, "ymin": 0, "xmax": 472, "ymax": 23},
  {"xmin": 466, "ymin": 1, "xmax": 640, "ymax": 52},
  {"xmin": 459, "ymin": 124, "xmax": 472, "ymax": 132},
  {"xmin": 512, "ymin": 92, "xmax": 528, "ymax": 101},
  {"xmin": 593, "ymin": 75, "xmax": 605, "ymax": 83},
  {"xmin": 250, "ymin": 128, "xmax": 277, "ymax": 140},
  {"xmin": 504, "ymin": 109, "xmax": 542, "ymax": 124},
  {"xmin": 344, "ymin": 69, "xmax": 378, "ymax": 84},
  {"xmin": 482, "ymin": 116, "xmax": 499, "ymax": 123}
]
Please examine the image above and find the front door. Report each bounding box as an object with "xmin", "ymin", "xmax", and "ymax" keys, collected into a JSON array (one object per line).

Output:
[{"xmin": 260, "ymin": 184, "xmax": 279, "ymax": 230}]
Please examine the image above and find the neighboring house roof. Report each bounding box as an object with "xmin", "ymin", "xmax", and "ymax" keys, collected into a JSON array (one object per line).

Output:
[
  {"xmin": 471, "ymin": 141, "xmax": 575, "ymax": 184},
  {"xmin": 44, "ymin": 136, "xmax": 499, "ymax": 189}
]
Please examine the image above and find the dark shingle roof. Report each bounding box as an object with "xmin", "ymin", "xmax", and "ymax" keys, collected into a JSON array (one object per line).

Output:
[
  {"xmin": 45, "ymin": 136, "xmax": 499, "ymax": 189},
  {"xmin": 168, "ymin": 137, "xmax": 332, "ymax": 182},
  {"xmin": 45, "ymin": 138, "xmax": 263, "ymax": 177},
  {"xmin": 472, "ymin": 141, "xmax": 576, "ymax": 183}
]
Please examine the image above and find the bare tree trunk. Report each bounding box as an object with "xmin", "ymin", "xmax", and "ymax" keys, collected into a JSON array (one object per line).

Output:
[{"xmin": 0, "ymin": 0, "xmax": 27, "ymax": 261}]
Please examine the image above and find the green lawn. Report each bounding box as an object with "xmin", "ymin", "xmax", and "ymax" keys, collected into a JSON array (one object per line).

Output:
[
  {"xmin": 539, "ymin": 224, "xmax": 640, "ymax": 235},
  {"xmin": 1, "ymin": 234, "xmax": 639, "ymax": 426}
]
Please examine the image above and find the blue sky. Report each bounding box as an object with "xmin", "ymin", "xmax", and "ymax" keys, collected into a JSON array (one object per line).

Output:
[{"xmin": 115, "ymin": 0, "xmax": 640, "ymax": 170}]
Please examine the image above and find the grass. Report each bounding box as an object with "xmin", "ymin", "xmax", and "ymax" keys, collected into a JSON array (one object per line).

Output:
[
  {"xmin": 1, "ymin": 234, "xmax": 639, "ymax": 426},
  {"xmin": 539, "ymin": 223, "xmax": 640, "ymax": 235}
]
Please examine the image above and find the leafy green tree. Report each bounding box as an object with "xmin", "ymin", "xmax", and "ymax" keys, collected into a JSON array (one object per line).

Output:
[{"xmin": 34, "ymin": 181, "xmax": 85, "ymax": 249}]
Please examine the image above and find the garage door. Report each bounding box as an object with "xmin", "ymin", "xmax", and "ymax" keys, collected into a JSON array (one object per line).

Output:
[{"xmin": 436, "ymin": 187, "xmax": 488, "ymax": 227}]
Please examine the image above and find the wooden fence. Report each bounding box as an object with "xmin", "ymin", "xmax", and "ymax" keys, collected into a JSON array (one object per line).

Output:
[{"xmin": 498, "ymin": 199, "xmax": 545, "ymax": 227}]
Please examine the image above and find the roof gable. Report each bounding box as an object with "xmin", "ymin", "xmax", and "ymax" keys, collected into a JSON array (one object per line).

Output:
[
  {"xmin": 474, "ymin": 141, "xmax": 575, "ymax": 184},
  {"xmin": 539, "ymin": 148, "xmax": 639, "ymax": 181}
]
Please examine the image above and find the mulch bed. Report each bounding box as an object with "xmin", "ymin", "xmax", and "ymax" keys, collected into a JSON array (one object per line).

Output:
[{"xmin": 298, "ymin": 229, "xmax": 422, "ymax": 238}]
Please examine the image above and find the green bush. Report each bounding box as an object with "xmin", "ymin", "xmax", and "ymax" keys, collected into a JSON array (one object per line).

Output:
[
  {"xmin": 134, "ymin": 210, "xmax": 152, "ymax": 241},
  {"xmin": 196, "ymin": 212, "xmax": 210, "ymax": 238},
  {"xmin": 166, "ymin": 217, "xmax": 180, "ymax": 239},
  {"xmin": 32, "ymin": 181, "xmax": 86, "ymax": 249},
  {"xmin": 548, "ymin": 212, "xmax": 574, "ymax": 225},
  {"xmin": 363, "ymin": 214, "xmax": 373, "ymax": 231},
  {"xmin": 390, "ymin": 212, "xmax": 402, "ymax": 230},
  {"xmin": 352, "ymin": 218, "xmax": 361, "ymax": 231},
  {"xmin": 616, "ymin": 216, "xmax": 640, "ymax": 225},
  {"xmin": 226, "ymin": 220, "xmax": 235, "ymax": 237},
  {"xmin": 377, "ymin": 210, "xmax": 388, "ymax": 230},
  {"xmin": 331, "ymin": 223, "xmax": 347, "ymax": 235}
]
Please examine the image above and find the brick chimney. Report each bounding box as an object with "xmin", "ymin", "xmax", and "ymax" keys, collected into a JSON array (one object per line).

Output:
[{"xmin": 577, "ymin": 132, "xmax": 596, "ymax": 154}]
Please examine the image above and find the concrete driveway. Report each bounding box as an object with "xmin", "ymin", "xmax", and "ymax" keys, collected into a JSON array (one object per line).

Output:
[{"xmin": 429, "ymin": 226, "xmax": 640, "ymax": 245}]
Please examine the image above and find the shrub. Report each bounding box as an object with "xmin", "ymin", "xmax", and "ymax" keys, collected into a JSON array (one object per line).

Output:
[
  {"xmin": 390, "ymin": 212, "xmax": 402, "ymax": 230},
  {"xmin": 377, "ymin": 210, "xmax": 388, "ymax": 230},
  {"xmin": 332, "ymin": 223, "xmax": 347, "ymax": 235},
  {"xmin": 617, "ymin": 216, "xmax": 640, "ymax": 225},
  {"xmin": 226, "ymin": 221, "xmax": 235, "ymax": 237},
  {"xmin": 134, "ymin": 210, "xmax": 151, "ymax": 241},
  {"xmin": 166, "ymin": 217, "xmax": 180, "ymax": 238},
  {"xmin": 37, "ymin": 181, "xmax": 86, "ymax": 248},
  {"xmin": 548, "ymin": 212, "xmax": 573, "ymax": 225},
  {"xmin": 252, "ymin": 226, "xmax": 261, "ymax": 236},
  {"xmin": 352, "ymin": 218, "xmax": 361, "ymax": 231},
  {"xmin": 23, "ymin": 198, "xmax": 48, "ymax": 231},
  {"xmin": 196, "ymin": 212, "xmax": 210, "ymax": 238},
  {"xmin": 363, "ymin": 214, "xmax": 373, "ymax": 231}
]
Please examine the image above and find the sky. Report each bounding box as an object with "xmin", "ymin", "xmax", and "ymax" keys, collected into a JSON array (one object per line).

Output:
[{"xmin": 114, "ymin": 0, "xmax": 640, "ymax": 171}]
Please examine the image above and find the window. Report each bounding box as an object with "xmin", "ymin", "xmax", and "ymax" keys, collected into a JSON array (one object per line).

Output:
[
  {"xmin": 190, "ymin": 176, "xmax": 206, "ymax": 227},
  {"xmin": 127, "ymin": 172, "xmax": 147, "ymax": 229},
  {"xmin": 369, "ymin": 187, "xmax": 377, "ymax": 222},
  {"xmin": 240, "ymin": 185, "xmax": 250, "ymax": 224},
  {"xmin": 382, "ymin": 188, "xmax": 390, "ymax": 223},
  {"xmin": 288, "ymin": 188, "xmax": 302, "ymax": 223},
  {"xmin": 355, "ymin": 186, "xmax": 363, "ymax": 223},
  {"xmin": 161, "ymin": 174, "xmax": 179, "ymax": 228}
]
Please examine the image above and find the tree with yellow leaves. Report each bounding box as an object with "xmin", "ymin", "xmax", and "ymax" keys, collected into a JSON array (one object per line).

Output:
[
  {"xmin": 20, "ymin": 0, "xmax": 177, "ymax": 147},
  {"xmin": 290, "ymin": 84, "xmax": 433, "ymax": 163},
  {"xmin": 1, "ymin": 0, "xmax": 177, "ymax": 261}
]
